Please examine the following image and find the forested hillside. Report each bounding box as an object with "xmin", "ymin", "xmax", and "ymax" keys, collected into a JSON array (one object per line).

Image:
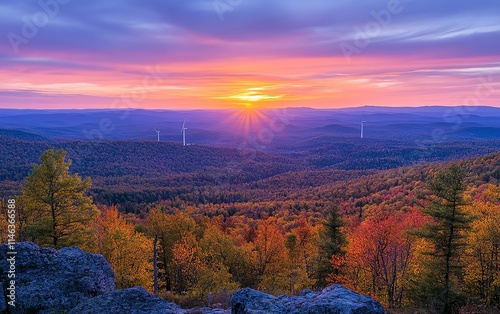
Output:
[
  {"xmin": 1, "ymin": 133, "xmax": 499, "ymax": 313},
  {"xmin": 1, "ymin": 135, "xmax": 499, "ymax": 211}
]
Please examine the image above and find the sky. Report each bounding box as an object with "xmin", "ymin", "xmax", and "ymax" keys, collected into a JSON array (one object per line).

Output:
[{"xmin": 0, "ymin": 0, "xmax": 499, "ymax": 109}]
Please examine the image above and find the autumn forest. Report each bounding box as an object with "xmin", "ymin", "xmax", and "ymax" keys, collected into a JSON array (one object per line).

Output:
[{"xmin": 1, "ymin": 114, "xmax": 500, "ymax": 314}]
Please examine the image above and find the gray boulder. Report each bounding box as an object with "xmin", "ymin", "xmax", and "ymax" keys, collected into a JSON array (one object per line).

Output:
[
  {"xmin": 69, "ymin": 286, "xmax": 232, "ymax": 314},
  {"xmin": 186, "ymin": 309, "xmax": 231, "ymax": 314},
  {"xmin": 192, "ymin": 309, "xmax": 231, "ymax": 314},
  {"xmin": 0, "ymin": 242, "xmax": 115, "ymax": 314},
  {"xmin": 69, "ymin": 286, "xmax": 185, "ymax": 314},
  {"xmin": 232, "ymin": 288, "xmax": 286, "ymax": 313},
  {"xmin": 231, "ymin": 284, "xmax": 385, "ymax": 314}
]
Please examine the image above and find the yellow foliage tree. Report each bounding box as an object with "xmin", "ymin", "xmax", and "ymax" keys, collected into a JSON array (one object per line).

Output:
[
  {"xmin": 284, "ymin": 233, "xmax": 315, "ymax": 295},
  {"xmin": 149, "ymin": 209, "xmax": 198, "ymax": 292},
  {"xmin": 199, "ymin": 222, "xmax": 247, "ymax": 289},
  {"xmin": 463, "ymin": 187, "xmax": 500, "ymax": 304},
  {"xmin": 193, "ymin": 261, "xmax": 239, "ymax": 302},
  {"xmin": 95, "ymin": 205, "xmax": 153, "ymax": 291}
]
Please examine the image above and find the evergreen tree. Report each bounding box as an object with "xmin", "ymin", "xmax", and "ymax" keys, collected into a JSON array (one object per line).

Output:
[
  {"xmin": 416, "ymin": 164, "xmax": 473, "ymax": 314},
  {"xmin": 22, "ymin": 148, "xmax": 98, "ymax": 249},
  {"xmin": 315, "ymin": 205, "xmax": 347, "ymax": 288}
]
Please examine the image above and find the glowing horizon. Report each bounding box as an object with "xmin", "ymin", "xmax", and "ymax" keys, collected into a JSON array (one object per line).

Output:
[{"xmin": 0, "ymin": 1, "xmax": 499, "ymax": 110}]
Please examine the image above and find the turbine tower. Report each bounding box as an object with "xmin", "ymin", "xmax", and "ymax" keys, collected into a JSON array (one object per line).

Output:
[
  {"xmin": 360, "ymin": 121, "xmax": 367, "ymax": 138},
  {"xmin": 181, "ymin": 120, "xmax": 187, "ymax": 146},
  {"xmin": 155, "ymin": 129, "xmax": 160, "ymax": 142}
]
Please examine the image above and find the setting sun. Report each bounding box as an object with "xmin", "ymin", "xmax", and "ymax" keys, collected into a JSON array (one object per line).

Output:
[
  {"xmin": 230, "ymin": 92, "xmax": 283, "ymax": 103},
  {"xmin": 216, "ymin": 87, "xmax": 285, "ymax": 108}
]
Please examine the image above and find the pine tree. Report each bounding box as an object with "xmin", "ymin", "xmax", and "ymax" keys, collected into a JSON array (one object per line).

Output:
[
  {"xmin": 315, "ymin": 205, "xmax": 347, "ymax": 288},
  {"xmin": 22, "ymin": 148, "xmax": 98, "ymax": 249},
  {"xmin": 417, "ymin": 164, "xmax": 473, "ymax": 314}
]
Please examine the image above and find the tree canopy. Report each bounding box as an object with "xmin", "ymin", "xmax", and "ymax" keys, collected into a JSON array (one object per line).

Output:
[{"xmin": 22, "ymin": 148, "xmax": 98, "ymax": 249}]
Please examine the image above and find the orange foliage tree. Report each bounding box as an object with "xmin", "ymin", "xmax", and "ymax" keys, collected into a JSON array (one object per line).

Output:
[
  {"xmin": 333, "ymin": 210, "xmax": 426, "ymax": 309},
  {"xmin": 253, "ymin": 217, "xmax": 287, "ymax": 294}
]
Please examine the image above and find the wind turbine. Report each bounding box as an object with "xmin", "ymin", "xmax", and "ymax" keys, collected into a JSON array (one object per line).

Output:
[
  {"xmin": 181, "ymin": 120, "xmax": 187, "ymax": 146},
  {"xmin": 360, "ymin": 121, "xmax": 367, "ymax": 139},
  {"xmin": 155, "ymin": 129, "xmax": 160, "ymax": 142}
]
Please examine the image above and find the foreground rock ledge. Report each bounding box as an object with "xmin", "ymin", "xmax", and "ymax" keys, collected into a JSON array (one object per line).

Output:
[
  {"xmin": 232, "ymin": 286, "xmax": 385, "ymax": 314},
  {"xmin": 70, "ymin": 286, "xmax": 385, "ymax": 314},
  {"xmin": 0, "ymin": 242, "xmax": 115, "ymax": 314},
  {"xmin": 68, "ymin": 286, "xmax": 186, "ymax": 314},
  {"xmin": 1, "ymin": 242, "xmax": 384, "ymax": 314}
]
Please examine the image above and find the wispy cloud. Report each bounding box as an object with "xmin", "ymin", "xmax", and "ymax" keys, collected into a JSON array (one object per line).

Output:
[{"xmin": 0, "ymin": 0, "xmax": 499, "ymax": 108}]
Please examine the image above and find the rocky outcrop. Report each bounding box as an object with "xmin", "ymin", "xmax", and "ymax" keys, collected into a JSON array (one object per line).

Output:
[
  {"xmin": 69, "ymin": 286, "xmax": 185, "ymax": 314},
  {"xmin": 0, "ymin": 242, "xmax": 115, "ymax": 314},
  {"xmin": 68, "ymin": 287, "xmax": 231, "ymax": 314},
  {"xmin": 1, "ymin": 242, "xmax": 384, "ymax": 314},
  {"xmin": 69, "ymin": 286, "xmax": 232, "ymax": 314},
  {"xmin": 231, "ymin": 285, "xmax": 385, "ymax": 314}
]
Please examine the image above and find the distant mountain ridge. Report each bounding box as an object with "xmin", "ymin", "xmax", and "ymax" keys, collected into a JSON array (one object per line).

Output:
[
  {"xmin": 0, "ymin": 106, "xmax": 499, "ymax": 144},
  {"xmin": 0, "ymin": 129, "xmax": 49, "ymax": 142}
]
